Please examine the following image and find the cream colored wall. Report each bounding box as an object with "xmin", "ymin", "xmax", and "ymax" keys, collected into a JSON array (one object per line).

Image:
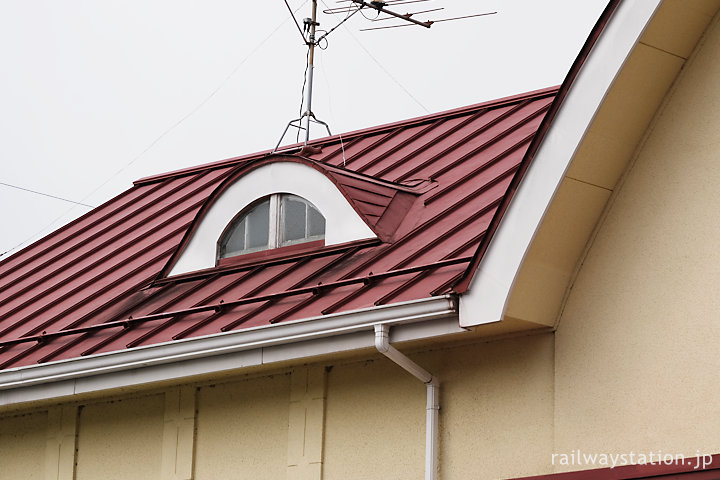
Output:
[
  {"xmin": 554, "ymin": 11, "xmax": 720, "ymax": 467},
  {"xmin": 435, "ymin": 335, "xmax": 554, "ymax": 480},
  {"xmin": 0, "ymin": 410, "xmax": 47, "ymax": 480},
  {"xmin": 324, "ymin": 335, "xmax": 555, "ymax": 480},
  {"xmin": 323, "ymin": 354, "xmax": 426, "ymax": 479},
  {"xmin": 76, "ymin": 394, "xmax": 165, "ymax": 480},
  {"xmin": 0, "ymin": 334, "xmax": 555, "ymax": 480},
  {"xmin": 194, "ymin": 373, "xmax": 290, "ymax": 480}
]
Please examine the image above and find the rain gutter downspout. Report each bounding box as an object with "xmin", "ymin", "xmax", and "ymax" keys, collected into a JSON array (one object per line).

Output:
[{"xmin": 374, "ymin": 324, "xmax": 439, "ymax": 480}]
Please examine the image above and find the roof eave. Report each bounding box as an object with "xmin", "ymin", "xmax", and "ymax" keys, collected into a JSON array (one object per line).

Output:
[{"xmin": 0, "ymin": 296, "xmax": 462, "ymax": 408}]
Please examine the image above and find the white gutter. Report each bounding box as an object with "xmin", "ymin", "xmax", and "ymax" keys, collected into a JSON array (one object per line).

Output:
[
  {"xmin": 375, "ymin": 324, "xmax": 439, "ymax": 480},
  {"xmin": 459, "ymin": 0, "xmax": 664, "ymax": 327},
  {"xmin": 0, "ymin": 296, "xmax": 463, "ymax": 407}
]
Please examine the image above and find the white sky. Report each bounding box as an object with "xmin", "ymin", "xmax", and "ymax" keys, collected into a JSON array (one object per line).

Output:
[{"xmin": 0, "ymin": 0, "xmax": 608, "ymax": 258}]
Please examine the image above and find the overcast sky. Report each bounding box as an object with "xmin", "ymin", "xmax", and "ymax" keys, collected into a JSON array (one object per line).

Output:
[{"xmin": 0, "ymin": 0, "xmax": 609, "ymax": 259}]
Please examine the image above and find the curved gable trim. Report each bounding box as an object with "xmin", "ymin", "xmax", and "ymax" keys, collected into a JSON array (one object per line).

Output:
[{"xmin": 458, "ymin": 0, "xmax": 662, "ymax": 327}]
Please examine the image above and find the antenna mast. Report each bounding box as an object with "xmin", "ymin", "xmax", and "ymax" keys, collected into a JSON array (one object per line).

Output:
[
  {"xmin": 275, "ymin": 0, "xmax": 332, "ymax": 152},
  {"xmin": 303, "ymin": 0, "xmax": 320, "ymax": 144},
  {"xmin": 274, "ymin": 0, "xmax": 497, "ymax": 152}
]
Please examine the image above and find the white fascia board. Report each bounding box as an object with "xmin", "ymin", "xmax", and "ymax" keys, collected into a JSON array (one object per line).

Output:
[
  {"xmin": 0, "ymin": 296, "xmax": 461, "ymax": 406},
  {"xmin": 459, "ymin": 0, "xmax": 663, "ymax": 327}
]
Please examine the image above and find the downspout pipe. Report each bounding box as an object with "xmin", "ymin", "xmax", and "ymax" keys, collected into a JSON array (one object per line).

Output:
[{"xmin": 374, "ymin": 324, "xmax": 439, "ymax": 480}]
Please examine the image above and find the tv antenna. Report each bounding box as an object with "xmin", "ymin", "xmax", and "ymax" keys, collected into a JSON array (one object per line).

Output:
[{"xmin": 274, "ymin": 0, "xmax": 496, "ymax": 152}]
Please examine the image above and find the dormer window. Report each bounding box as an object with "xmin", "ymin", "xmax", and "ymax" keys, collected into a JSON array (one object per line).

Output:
[
  {"xmin": 166, "ymin": 160, "xmax": 378, "ymax": 276},
  {"xmin": 218, "ymin": 194, "xmax": 326, "ymax": 260}
]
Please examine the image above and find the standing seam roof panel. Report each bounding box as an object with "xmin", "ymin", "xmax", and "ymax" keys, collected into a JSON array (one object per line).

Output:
[{"xmin": 0, "ymin": 87, "xmax": 558, "ymax": 369}]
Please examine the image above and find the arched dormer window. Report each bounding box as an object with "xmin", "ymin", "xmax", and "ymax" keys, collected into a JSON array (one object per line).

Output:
[
  {"xmin": 218, "ymin": 194, "xmax": 326, "ymax": 260},
  {"xmin": 165, "ymin": 160, "xmax": 381, "ymax": 277}
]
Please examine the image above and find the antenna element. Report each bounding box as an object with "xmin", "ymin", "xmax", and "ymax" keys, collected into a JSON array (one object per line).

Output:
[{"xmin": 274, "ymin": 0, "xmax": 497, "ymax": 152}]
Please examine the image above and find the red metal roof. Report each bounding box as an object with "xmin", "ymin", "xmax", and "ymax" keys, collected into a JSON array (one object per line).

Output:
[{"xmin": 0, "ymin": 87, "xmax": 557, "ymax": 370}]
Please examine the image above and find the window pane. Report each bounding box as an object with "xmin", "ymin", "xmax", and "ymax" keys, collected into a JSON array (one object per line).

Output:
[
  {"xmin": 307, "ymin": 205, "xmax": 325, "ymax": 237},
  {"xmin": 219, "ymin": 198, "xmax": 270, "ymax": 259},
  {"xmin": 220, "ymin": 218, "xmax": 246, "ymax": 258},
  {"xmin": 220, "ymin": 193, "xmax": 325, "ymax": 260},
  {"xmin": 246, "ymin": 199, "xmax": 270, "ymax": 249},
  {"xmin": 282, "ymin": 196, "xmax": 307, "ymax": 243}
]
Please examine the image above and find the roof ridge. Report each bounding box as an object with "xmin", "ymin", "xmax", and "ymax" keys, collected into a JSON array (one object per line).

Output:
[{"xmin": 133, "ymin": 86, "xmax": 559, "ymax": 186}]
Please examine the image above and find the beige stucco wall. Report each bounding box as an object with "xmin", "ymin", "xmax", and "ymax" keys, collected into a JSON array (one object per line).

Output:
[
  {"xmin": 76, "ymin": 394, "xmax": 165, "ymax": 480},
  {"xmin": 0, "ymin": 334, "xmax": 554, "ymax": 480},
  {"xmin": 324, "ymin": 335, "xmax": 554, "ymax": 480},
  {"xmin": 323, "ymin": 356, "xmax": 426, "ymax": 479},
  {"xmin": 436, "ymin": 335, "xmax": 554, "ymax": 479},
  {"xmin": 554, "ymin": 11, "xmax": 720, "ymax": 467},
  {"xmin": 194, "ymin": 373, "xmax": 290, "ymax": 479},
  {"xmin": 0, "ymin": 410, "xmax": 47, "ymax": 480}
]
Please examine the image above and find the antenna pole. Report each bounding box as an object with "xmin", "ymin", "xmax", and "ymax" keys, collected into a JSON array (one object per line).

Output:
[
  {"xmin": 273, "ymin": 0, "xmax": 331, "ymax": 154},
  {"xmin": 303, "ymin": 0, "xmax": 319, "ymax": 144}
]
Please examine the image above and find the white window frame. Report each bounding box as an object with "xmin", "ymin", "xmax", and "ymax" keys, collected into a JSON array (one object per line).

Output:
[
  {"xmin": 218, "ymin": 193, "xmax": 325, "ymax": 260},
  {"xmin": 278, "ymin": 194, "xmax": 326, "ymax": 247},
  {"xmin": 268, "ymin": 194, "xmax": 280, "ymax": 249}
]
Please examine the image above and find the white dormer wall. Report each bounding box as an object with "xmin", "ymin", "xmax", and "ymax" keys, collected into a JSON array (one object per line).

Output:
[{"xmin": 169, "ymin": 161, "xmax": 376, "ymax": 276}]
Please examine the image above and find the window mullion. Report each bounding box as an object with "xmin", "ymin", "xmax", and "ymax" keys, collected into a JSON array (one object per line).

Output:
[
  {"xmin": 304, "ymin": 203, "xmax": 310, "ymax": 237},
  {"xmin": 269, "ymin": 194, "xmax": 280, "ymax": 248}
]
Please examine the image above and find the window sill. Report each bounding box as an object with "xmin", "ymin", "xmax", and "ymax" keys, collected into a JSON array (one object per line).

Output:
[
  {"xmin": 216, "ymin": 240, "xmax": 326, "ymax": 268},
  {"xmin": 155, "ymin": 238, "xmax": 381, "ymax": 286}
]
